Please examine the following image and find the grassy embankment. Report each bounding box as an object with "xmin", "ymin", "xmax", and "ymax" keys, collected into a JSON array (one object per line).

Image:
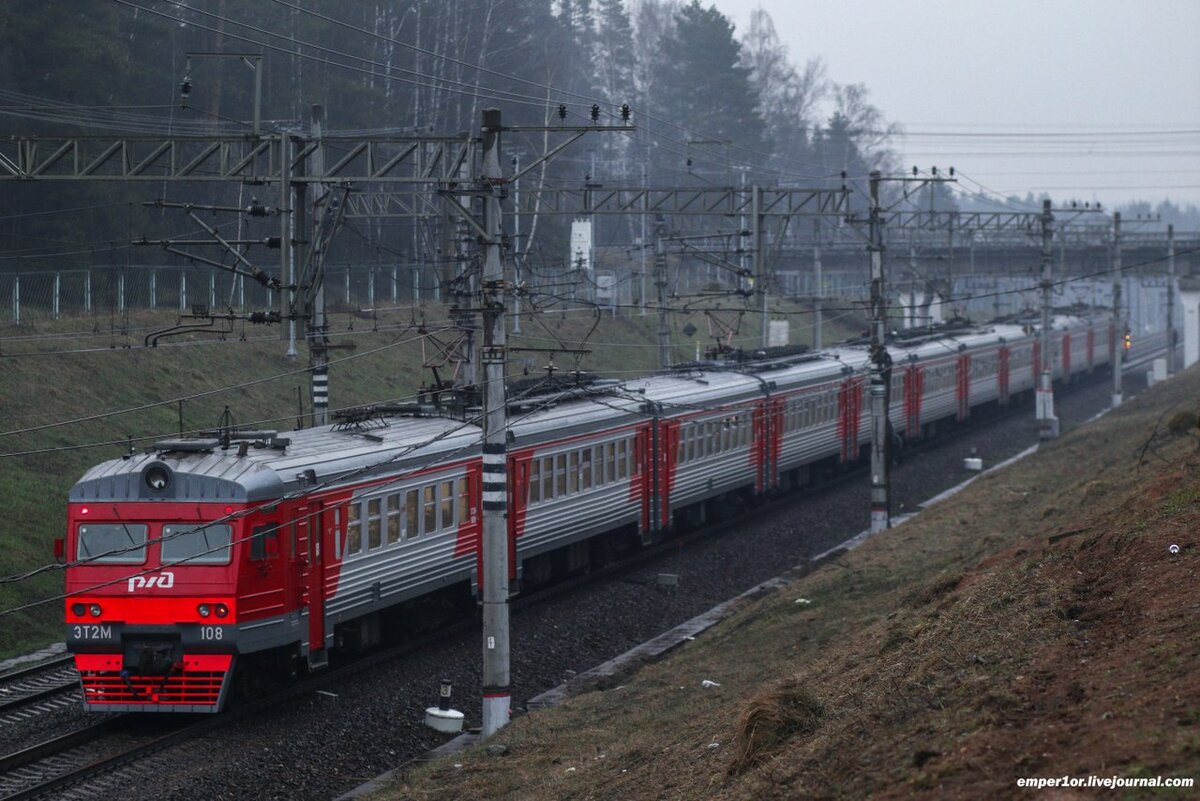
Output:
[
  {"xmin": 390, "ymin": 364, "xmax": 1200, "ymax": 799},
  {"xmin": 0, "ymin": 299, "xmax": 856, "ymax": 658}
]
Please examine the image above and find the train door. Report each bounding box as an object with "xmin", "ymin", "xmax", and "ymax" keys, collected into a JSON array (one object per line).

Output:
[
  {"xmin": 904, "ymin": 364, "xmax": 924, "ymax": 436},
  {"xmin": 306, "ymin": 501, "xmax": 328, "ymax": 666},
  {"xmin": 955, "ymin": 353, "xmax": 970, "ymax": 421},
  {"xmin": 997, "ymin": 347, "xmax": 1010, "ymax": 405}
]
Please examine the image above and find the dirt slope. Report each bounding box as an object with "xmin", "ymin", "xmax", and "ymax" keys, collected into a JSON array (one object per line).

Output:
[{"xmin": 390, "ymin": 367, "xmax": 1200, "ymax": 800}]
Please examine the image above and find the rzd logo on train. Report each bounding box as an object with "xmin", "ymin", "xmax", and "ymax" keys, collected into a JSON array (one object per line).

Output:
[{"xmin": 128, "ymin": 571, "xmax": 175, "ymax": 592}]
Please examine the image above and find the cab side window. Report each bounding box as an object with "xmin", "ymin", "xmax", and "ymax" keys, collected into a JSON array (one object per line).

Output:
[{"xmin": 250, "ymin": 524, "xmax": 278, "ymax": 561}]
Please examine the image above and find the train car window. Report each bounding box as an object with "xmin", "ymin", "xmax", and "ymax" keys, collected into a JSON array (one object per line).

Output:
[
  {"xmin": 543, "ymin": 457, "xmax": 555, "ymax": 500},
  {"xmin": 581, "ymin": 448, "xmax": 592, "ymax": 490},
  {"xmin": 459, "ymin": 478, "xmax": 471, "ymax": 523},
  {"xmin": 440, "ymin": 480, "xmax": 455, "ymax": 529},
  {"xmin": 405, "ymin": 489, "xmax": 419, "ymax": 540},
  {"xmin": 386, "ymin": 495, "xmax": 401, "ymax": 545},
  {"xmin": 367, "ymin": 498, "xmax": 382, "ymax": 551},
  {"xmin": 529, "ymin": 460, "xmax": 541, "ymax": 504},
  {"xmin": 605, "ymin": 442, "xmax": 616, "ymax": 483},
  {"xmin": 617, "ymin": 440, "xmax": 628, "ymax": 480},
  {"xmin": 333, "ymin": 507, "xmax": 341, "ymax": 559},
  {"xmin": 162, "ymin": 524, "xmax": 232, "ymax": 565},
  {"xmin": 568, "ymin": 451, "xmax": 579, "ymax": 494},
  {"xmin": 555, "ymin": 453, "xmax": 567, "ymax": 497},
  {"xmin": 677, "ymin": 431, "xmax": 686, "ymax": 464},
  {"xmin": 709, "ymin": 422, "xmax": 720, "ymax": 455},
  {"xmin": 78, "ymin": 523, "xmax": 147, "ymax": 564},
  {"xmin": 345, "ymin": 502, "xmax": 362, "ymax": 557},
  {"xmin": 250, "ymin": 524, "xmax": 278, "ymax": 561},
  {"xmin": 424, "ymin": 484, "xmax": 439, "ymax": 534}
]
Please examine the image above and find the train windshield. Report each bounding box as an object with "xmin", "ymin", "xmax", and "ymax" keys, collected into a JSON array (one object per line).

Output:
[
  {"xmin": 78, "ymin": 523, "xmax": 148, "ymax": 564},
  {"xmin": 161, "ymin": 524, "xmax": 233, "ymax": 565}
]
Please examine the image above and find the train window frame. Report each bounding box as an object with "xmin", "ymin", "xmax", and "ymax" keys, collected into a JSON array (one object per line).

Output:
[
  {"xmin": 161, "ymin": 523, "xmax": 232, "ymax": 565},
  {"xmin": 366, "ymin": 498, "xmax": 383, "ymax": 551},
  {"xmin": 617, "ymin": 439, "xmax": 628, "ymax": 480},
  {"xmin": 459, "ymin": 478, "xmax": 470, "ymax": 523},
  {"xmin": 605, "ymin": 442, "xmax": 616, "ymax": 483},
  {"xmin": 77, "ymin": 523, "xmax": 148, "ymax": 564},
  {"xmin": 423, "ymin": 485, "xmax": 437, "ymax": 535},
  {"xmin": 580, "ymin": 448, "xmax": 593, "ymax": 490},
  {"xmin": 542, "ymin": 456, "xmax": 555, "ymax": 501},
  {"xmin": 568, "ymin": 451, "xmax": 579, "ymax": 494},
  {"xmin": 386, "ymin": 495, "xmax": 401, "ymax": 545},
  {"xmin": 555, "ymin": 453, "xmax": 567, "ymax": 497},
  {"xmin": 345, "ymin": 501, "xmax": 362, "ymax": 557},
  {"xmin": 250, "ymin": 523, "xmax": 279, "ymax": 562},
  {"xmin": 405, "ymin": 489, "xmax": 419, "ymax": 540},
  {"xmin": 529, "ymin": 459, "xmax": 541, "ymax": 504},
  {"xmin": 440, "ymin": 479, "xmax": 456, "ymax": 530}
]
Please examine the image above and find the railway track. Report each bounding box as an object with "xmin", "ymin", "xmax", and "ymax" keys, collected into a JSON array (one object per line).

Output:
[{"xmin": 0, "ymin": 658, "xmax": 79, "ymax": 722}]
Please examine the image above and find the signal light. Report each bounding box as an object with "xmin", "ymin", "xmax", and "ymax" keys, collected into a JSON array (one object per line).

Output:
[
  {"xmin": 224, "ymin": 506, "xmax": 234, "ymax": 515},
  {"xmin": 590, "ymin": 104, "xmax": 600, "ymax": 122},
  {"xmin": 198, "ymin": 604, "xmax": 211, "ymax": 618},
  {"xmin": 89, "ymin": 604, "xmax": 102, "ymax": 618},
  {"xmin": 1124, "ymin": 333, "xmax": 1132, "ymax": 351},
  {"xmin": 620, "ymin": 103, "xmax": 631, "ymax": 122},
  {"xmin": 557, "ymin": 104, "xmax": 567, "ymax": 121},
  {"xmin": 215, "ymin": 603, "xmax": 229, "ymax": 618},
  {"xmin": 71, "ymin": 603, "xmax": 86, "ymax": 617},
  {"xmin": 80, "ymin": 507, "xmax": 89, "ymax": 515}
]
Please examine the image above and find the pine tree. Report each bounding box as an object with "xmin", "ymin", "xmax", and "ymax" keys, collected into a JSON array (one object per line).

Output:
[{"xmin": 655, "ymin": 1, "xmax": 767, "ymax": 164}]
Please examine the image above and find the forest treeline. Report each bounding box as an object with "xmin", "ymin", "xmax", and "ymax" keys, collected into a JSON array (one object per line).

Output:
[
  {"xmin": 0, "ymin": 0, "xmax": 903, "ymax": 267},
  {"xmin": 2, "ymin": 1, "xmax": 1194, "ymax": 269}
]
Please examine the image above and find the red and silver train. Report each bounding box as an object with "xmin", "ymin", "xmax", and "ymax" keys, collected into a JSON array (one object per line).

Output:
[{"xmin": 62, "ymin": 312, "xmax": 1122, "ymax": 711}]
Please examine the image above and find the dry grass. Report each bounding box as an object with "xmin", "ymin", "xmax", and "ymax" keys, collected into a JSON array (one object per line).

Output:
[{"xmin": 728, "ymin": 678, "xmax": 824, "ymax": 776}]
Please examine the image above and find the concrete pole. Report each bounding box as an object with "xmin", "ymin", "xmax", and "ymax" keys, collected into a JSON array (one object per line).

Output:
[
  {"xmin": 1167, "ymin": 224, "xmax": 1176, "ymax": 373},
  {"xmin": 753, "ymin": 186, "xmax": 768, "ymax": 348},
  {"xmin": 908, "ymin": 236, "xmax": 918, "ymax": 329},
  {"xmin": 655, "ymin": 215, "xmax": 670, "ymax": 370},
  {"xmin": 12, "ymin": 274, "xmax": 19, "ymax": 325},
  {"xmin": 479, "ymin": 107, "xmax": 511, "ymax": 739},
  {"xmin": 511, "ymin": 154, "xmax": 522, "ymax": 335},
  {"xmin": 85, "ymin": 270, "xmax": 91, "ymax": 313},
  {"xmin": 53, "ymin": 272, "xmax": 60, "ymax": 320},
  {"xmin": 867, "ymin": 171, "xmax": 891, "ymax": 534},
  {"xmin": 307, "ymin": 105, "xmax": 329, "ymax": 426},
  {"xmin": 813, "ymin": 217, "xmax": 823, "ymax": 350},
  {"xmin": 639, "ymin": 161, "xmax": 647, "ymax": 317},
  {"xmin": 1036, "ymin": 200, "xmax": 1059, "ymax": 439},
  {"xmin": 280, "ymin": 132, "xmax": 298, "ymax": 358},
  {"xmin": 1112, "ymin": 212, "xmax": 1123, "ymax": 407}
]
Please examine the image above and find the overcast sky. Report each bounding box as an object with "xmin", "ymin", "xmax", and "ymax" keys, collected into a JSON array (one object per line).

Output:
[{"xmin": 711, "ymin": 0, "xmax": 1200, "ymax": 210}]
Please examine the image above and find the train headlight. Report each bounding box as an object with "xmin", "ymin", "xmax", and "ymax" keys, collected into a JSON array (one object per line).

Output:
[
  {"xmin": 71, "ymin": 603, "xmax": 86, "ymax": 617},
  {"xmin": 144, "ymin": 463, "xmax": 172, "ymax": 492},
  {"xmin": 88, "ymin": 604, "xmax": 102, "ymax": 618},
  {"xmin": 197, "ymin": 604, "xmax": 211, "ymax": 618},
  {"xmin": 214, "ymin": 603, "xmax": 229, "ymax": 618}
]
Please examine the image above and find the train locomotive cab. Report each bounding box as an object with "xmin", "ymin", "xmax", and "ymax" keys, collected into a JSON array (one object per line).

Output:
[{"xmin": 64, "ymin": 446, "xmax": 285, "ymax": 713}]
